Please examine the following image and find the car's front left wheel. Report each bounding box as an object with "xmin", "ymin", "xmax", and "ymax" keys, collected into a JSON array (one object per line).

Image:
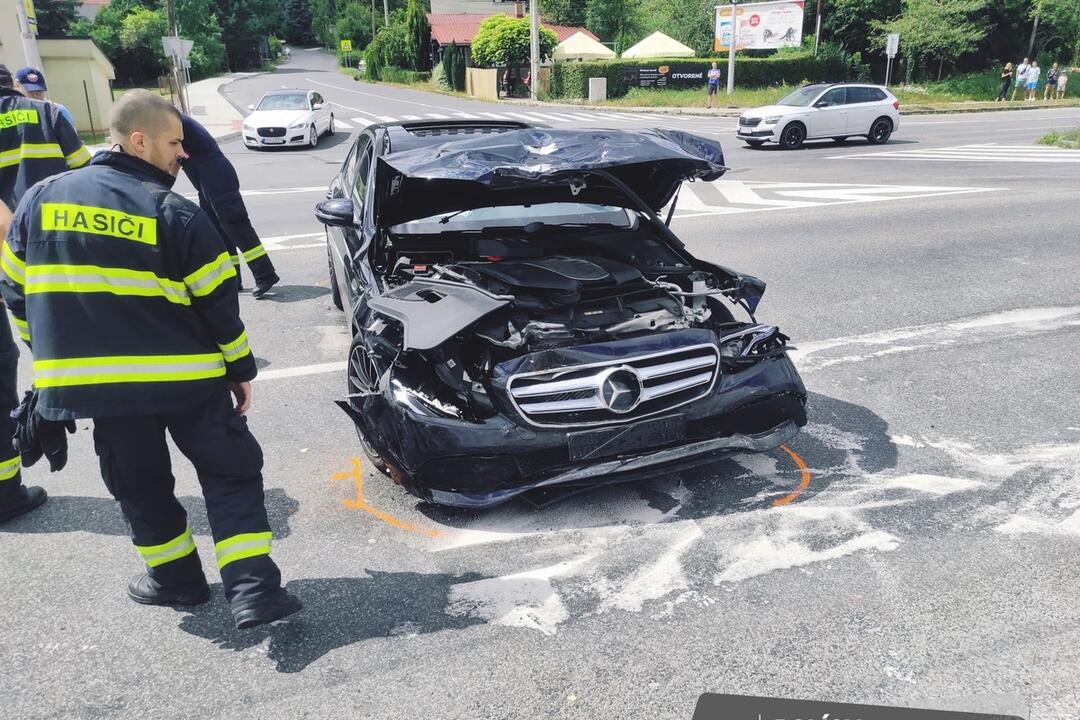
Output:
[
  {"xmin": 346, "ymin": 339, "xmax": 391, "ymax": 477},
  {"xmin": 327, "ymin": 115, "xmax": 335, "ymax": 135},
  {"xmin": 308, "ymin": 124, "xmax": 319, "ymax": 148},
  {"xmin": 779, "ymin": 122, "xmax": 805, "ymax": 149}
]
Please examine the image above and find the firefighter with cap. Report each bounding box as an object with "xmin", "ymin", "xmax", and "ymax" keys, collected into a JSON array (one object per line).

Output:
[
  {"xmin": 0, "ymin": 89, "xmax": 301, "ymax": 629},
  {"xmin": 179, "ymin": 113, "xmax": 279, "ymax": 297},
  {"xmin": 0, "ymin": 62, "xmax": 91, "ymax": 523}
]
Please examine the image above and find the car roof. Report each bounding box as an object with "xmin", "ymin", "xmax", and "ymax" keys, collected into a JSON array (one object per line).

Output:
[{"xmin": 261, "ymin": 89, "xmax": 310, "ymax": 96}]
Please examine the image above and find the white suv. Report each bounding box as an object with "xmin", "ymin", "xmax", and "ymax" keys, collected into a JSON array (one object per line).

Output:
[{"xmin": 737, "ymin": 83, "xmax": 900, "ymax": 149}]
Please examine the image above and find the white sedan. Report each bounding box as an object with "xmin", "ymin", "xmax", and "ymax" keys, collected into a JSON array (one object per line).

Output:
[
  {"xmin": 241, "ymin": 89, "xmax": 335, "ymax": 149},
  {"xmin": 737, "ymin": 83, "xmax": 900, "ymax": 149}
]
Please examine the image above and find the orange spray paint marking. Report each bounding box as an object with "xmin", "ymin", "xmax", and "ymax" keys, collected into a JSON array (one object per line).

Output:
[
  {"xmin": 331, "ymin": 457, "xmax": 441, "ymax": 538},
  {"xmin": 772, "ymin": 444, "xmax": 812, "ymax": 507}
]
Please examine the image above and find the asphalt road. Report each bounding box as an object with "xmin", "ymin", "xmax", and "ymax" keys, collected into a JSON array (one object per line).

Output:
[{"xmin": 3, "ymin": 49, "xmax": 1079, "ymax": 720}]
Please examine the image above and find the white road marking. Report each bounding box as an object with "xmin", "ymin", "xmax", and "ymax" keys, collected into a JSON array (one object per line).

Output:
[
  {"xmin": 478, "ymin": 111, "xmax": 510, "ymax": 120},
  {"xmin": 335, "ymin": 119, "xmax": 352, "ymax": 129},
  {"xmin": 510, "ymin": 112, "xmax": 550, "ymax": 123},
  {"xmin": 376, "ymin": 115, "xmax": 396, "ymax": 122},
  {"xmin": 351, "ymin": 117, "xmax": 371, "ymax": 126},
  {"xmin": 453, "ymin": 111, "xmax": 479, "ymax": 118},
  {"xmin": 261, "ymin": 231, "xmax": 324, "ymax": 246},
  {"xmin": 426, "ymin": 113, "xmax": 449, "ymax": 119},
  {"xmin": 304, "ymin": 77, "xmax": 460, "ymax": 112},
  {"xmin": 402, "ymin": 114, "xmax": 421, "ymax": 120},
  {"xmin": 828, "ymin": 143, "xmax": 1080, "ymax": 163},
  {"xmin": 525, "ymin": 112, "xmax": 571, "ymax": 123}
]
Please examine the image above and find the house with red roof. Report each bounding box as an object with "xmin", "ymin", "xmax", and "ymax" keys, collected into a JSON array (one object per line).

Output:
[{"xmin": 427, "ymin": 10, "xmax": 598, "ymax": 65}]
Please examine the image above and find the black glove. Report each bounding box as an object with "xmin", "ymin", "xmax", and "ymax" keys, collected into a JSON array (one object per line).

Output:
[{"xmin": 11, "ymin": 387, "xmax": 76, "ymax": 472}]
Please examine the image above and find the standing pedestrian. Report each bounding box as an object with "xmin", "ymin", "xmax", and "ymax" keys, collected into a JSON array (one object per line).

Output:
[
  {"xmin": 1026, "ymin": 61, "xmax": 1040, "ymax": 101},
  {"xmin": 0, "ymin": 63, "xmax": 90, "ymax": 524},
  {"xmin": 1011, "ymin": 57, "xmax": 1030, "ymax": 101},
  {"xmin": 0, "ymin": 90, "xmax": 301, "ymax": 629},
  {"xmin": 1056, "ymin": 68, "xmax": 1069, "ymax": 99},
  {"xmin": 179, "ymin": 113, "xmax": 279, "ymax": 297},
  {"xmin": 706, "ymin": 62, "xmax": 721, "ymax": 108},
  {"xmin": 1045, "ymin": 63, "xmax": 1059, "ymax": 100},
  {"xmin": 14, "ymin": 67, "xmax": 76, "ymax": 129},
  {"xmin": 997, "ymin": 62, "xmax": 1013, "ymax": 101}
]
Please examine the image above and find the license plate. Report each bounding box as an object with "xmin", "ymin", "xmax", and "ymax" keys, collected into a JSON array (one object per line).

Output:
[
  {"xmin": 737, "ymin": 128, "xmax": 750, "ymax": 135},
  {"xmin": 262, "ymin": 137, "xmax": 285, "ymax": 144},
  {"xmin": 568, "ymin": 415, "xmax": 686, "ymax": 463}
]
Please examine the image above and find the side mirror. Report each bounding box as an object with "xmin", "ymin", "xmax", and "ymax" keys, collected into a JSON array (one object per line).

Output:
[
  {"xmin": 813, "ymin": 100, "xmax": 830, "ymax": 108},
  {"xmin": 315, "ymin": 198, "xmax": 358, "ymax": 228},
  {"xmin": 312, "ymin": 102, "xmax": 324, "ymax": 110},
  {"xmin": 247, "ymin": 104, "xmax": 255, "ymax": 111}
]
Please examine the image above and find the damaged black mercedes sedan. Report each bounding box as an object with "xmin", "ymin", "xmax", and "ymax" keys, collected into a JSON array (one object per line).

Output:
[{"xmin": 315, "ymin": 121, "xmax": 807, "ymax": 508}]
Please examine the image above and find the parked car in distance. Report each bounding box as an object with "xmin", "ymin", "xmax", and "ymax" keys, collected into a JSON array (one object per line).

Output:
[
  {"xmin": 242, "ymin": 89, "xmax": 334, "ymax": 149},
  {"xmin": 737, "ymin": 83, "xmax": 900, "ymax": 149},
  {"xmin": 315, "ymin": 122, "xmax": 808, "ymax": 509}
]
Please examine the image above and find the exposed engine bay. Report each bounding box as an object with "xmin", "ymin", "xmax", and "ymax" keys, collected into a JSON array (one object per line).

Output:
[{"xmin": 349, "ymin": 226, "xmax": 790, "ymax": 423}]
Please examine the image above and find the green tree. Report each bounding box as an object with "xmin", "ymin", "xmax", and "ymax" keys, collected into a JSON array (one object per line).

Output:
[
  {"xmin": 214, "ymin": 0, "xmax": 284, "ymax": 69},
  {"xmin": 875, "ymin": 0, "xmax": 991, "ymax": 80},
  {"xmin": 284, "ymin": 0, "xmax": 316, "ymax": 45},
  {"xmin": 364, "ymin": 21, "xmax": 410, "ymax": 79},
  {"xmin": 822, "ymin": 0, "xmax": 902, "ymax": 59},
  {"xmin": 335, "ymin": 2, "xmax": 374, "ymax": 51},
  {"xmin": 119, "ymin": 6, "xmax": 169, "ymax": 78},
  {"xmin": 585, "ymin": 0, "xmax": 643, "ymax": 45},
  {"xmin": 34, "ymin": 0, "xmax": 82, "ymax": 36},
  {"xmin": 404, "ymin": 0, "xmax": 431, "ymax": 70},
  {"xmin": 176, "ymin": 0, "xmax": 227, "ymax": 78},
  {"xmin": 309, "ymin": 0, "xmax": 339, "ymax": 47},
  {"xmin": 1037, "ymin": 0, "xmax": 1080, "ymax": 61},
  {"xmin": 539, "ymin": 0, "xmax": 586, "ymax": 27},
  {"xmin": 471, "ymin": 15, "xmax": 557, "ymax": 68}
]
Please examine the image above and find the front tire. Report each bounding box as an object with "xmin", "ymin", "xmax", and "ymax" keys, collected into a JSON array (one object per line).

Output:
[
  {"xmin": 867, "ymin": 117, "xmax": 893, "ymax": 144},
  {"xmin": 308, "ymin": 124, "xmax": 319, "ymax": 148},
  {"xmin": 779, "ymin": 122, "xmax": 805, "ymax": 149},
  {"xmin": 327, "ymin": 115, "xmax": 335, "ymax": 136},
  {"xmin": 346, "ymin": 339, "xmax": 391, "ymax": 477}
]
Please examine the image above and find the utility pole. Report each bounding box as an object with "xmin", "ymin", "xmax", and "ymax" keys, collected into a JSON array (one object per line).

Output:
[
  {"xmin": 1028, "ymin": 15, "xmax": 1039, "ymax": 58},
  {"xmin": 165, "ymin": 0, "xmax": 188, "ymax": 113},
  {"xmin": 383, "ymin": 0, "xmax": 390, "ymax": 26},
  {"xmin": 726, "ymin": 0, "xmax": 738, "ymax": 96},
  {"xmin": 529, "ymin": 0, "xmax": 539, "ymax": 100},
  {"xmin": 814, "ymin": 0, "xmax": 822, "ymax": 56}
]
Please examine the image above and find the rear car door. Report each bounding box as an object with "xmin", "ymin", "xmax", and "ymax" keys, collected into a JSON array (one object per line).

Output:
[
  {"xmin": 327, "ymin": 134, "xmax": 367, "ymax": 306},
  {"xmin": 843, "ymin": 86, "xmax": 877, "ymax": 134},
  {"xmin": 807, "ymin": 87, "xmax": 847, "ymax": 138}
]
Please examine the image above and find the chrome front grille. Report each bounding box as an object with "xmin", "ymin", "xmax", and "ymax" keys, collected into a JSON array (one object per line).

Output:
[
  {"xmin": 257, "ymin": 127, "xmax": 286, "ymax": 137},
  {"xmin": 507, "ymin": 344, "xmax": 720, "ymax": 427}
]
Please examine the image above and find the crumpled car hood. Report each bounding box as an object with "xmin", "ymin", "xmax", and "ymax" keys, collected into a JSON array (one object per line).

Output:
[{"xmin": 374, "ymin": 127, "xmax": 726, "ymax": 226}]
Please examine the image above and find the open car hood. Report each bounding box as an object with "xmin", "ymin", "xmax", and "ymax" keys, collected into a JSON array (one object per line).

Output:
[{"xmin": 374, "ymin": 127, "xmax": 726, "ymax": 227}]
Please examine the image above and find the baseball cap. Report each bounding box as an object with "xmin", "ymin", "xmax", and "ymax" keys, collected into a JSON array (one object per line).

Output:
[
  {"xmin": 0, "ymin": 64, "xmax": 13, "ymax": 88},
  {"xmin": 15, "ymin": 67, "xmax": 47, "ymax": 92}
]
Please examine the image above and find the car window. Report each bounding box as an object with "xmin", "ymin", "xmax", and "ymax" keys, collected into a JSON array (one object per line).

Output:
[
  {"xmin": 868, "ymin": 87, "xmax": 888, "ymax": 102},
  {"xmin": 846, "ymin": 87, "xmax": 871, "ymax": 104},
  {"xmin": 312, "ymin": 93, "xmax": 323, "ymax": 107},
  {"xmin": 255, "ymin": 93, "xmax": 309, "ymax": 111},
  {"xmin": 777, "ymin": 85, "xmax": 826, "ymax": 106},
  {"xmin": 341, "ymin": 140, "xmax": 359, "ymax": 187},
  {"xmin": 819, "ymin": 87, "xmax": 847, "ymax": 106},
  {"xmin": 352, "ymin": 135, "xmax": 374, "ymax": 204}
]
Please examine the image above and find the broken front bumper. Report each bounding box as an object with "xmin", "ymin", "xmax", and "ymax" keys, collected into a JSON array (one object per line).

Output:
[{"xmin": 345, "ymin": 353, "xmax": 807, "ymax": 508}]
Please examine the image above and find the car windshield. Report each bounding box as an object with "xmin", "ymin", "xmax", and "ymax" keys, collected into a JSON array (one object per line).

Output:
[
  {"xmin": 776, "ymin": 85, "xmax": 825, "ymax": 107},
  {"xmin": 256, "ymin": 93, "xmax": 309, "ymax": 111},
  {"xmin": 391, "ymin": 203, "xmax": 633, "ymax": 233}
]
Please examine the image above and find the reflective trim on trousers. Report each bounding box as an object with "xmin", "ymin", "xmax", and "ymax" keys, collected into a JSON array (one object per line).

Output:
[
  {"xmin": 242, "ymin": 244, "xmax": 267, "ymax": 263},
  {"xmin": 215, "ymin": 531, "xmax": 272, "ymax": 569},
  {"xmin": 135, "ymin": 526, "xmax": 198, "ymax": 568},
  {"xmin": 0, "ymin": 455, "xmax": 20, "ymax": 481}
]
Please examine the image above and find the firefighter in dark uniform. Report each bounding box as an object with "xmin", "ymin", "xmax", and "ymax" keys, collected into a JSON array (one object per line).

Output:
[
  {"xmin": 0, "ymin": 89, "xmax": 301, "ymax": 629},
  {"xmin": 0, "ymin": 63, "xmax": 91, "ymax": 523},
  {"xmin": 179, "ymin": 113, "xmax": 279, "ymax": 297}
]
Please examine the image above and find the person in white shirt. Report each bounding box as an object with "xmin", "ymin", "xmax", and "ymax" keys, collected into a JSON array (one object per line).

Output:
[
  {"xmin": 1011, "ymin": 57, "xmax": 1030, "ymax": 101},
  {"xmin": 1026, "ymin": 61, "xmax": 1040, "ymax": 101}
]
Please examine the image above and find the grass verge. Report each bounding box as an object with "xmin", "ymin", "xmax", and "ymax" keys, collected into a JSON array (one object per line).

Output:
[{"xmin": 1038, "ymin": 128, "xmax": 1080, "ymax": 148}]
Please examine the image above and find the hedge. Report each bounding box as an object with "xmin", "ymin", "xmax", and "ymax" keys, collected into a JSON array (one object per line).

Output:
[
  {"xmin": 379, "ymin": 68, "xmax": 431, "ymax": 84},
  {"xmin": 550, "ymin": 54, "xmax": 861, "ymax": 99}
]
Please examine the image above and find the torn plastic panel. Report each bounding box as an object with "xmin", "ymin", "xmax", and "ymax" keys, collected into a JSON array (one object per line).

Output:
[{"xmin": 367, "ymin": 278, "xmax": 511, "ymax": 350}]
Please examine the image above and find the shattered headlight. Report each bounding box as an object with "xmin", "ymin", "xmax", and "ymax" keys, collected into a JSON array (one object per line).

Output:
[
  {"xmin": 719, "ymin": 324, "xmax": 788, "ymax": 368},
  {"xmin": 391, "ymin": 379, "xmax": 462, "ymax": 418}
]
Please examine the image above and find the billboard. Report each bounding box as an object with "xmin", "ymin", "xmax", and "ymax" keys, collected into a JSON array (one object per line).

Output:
[{"xmin": 715, "ymin": 1, "xmax": 805, "ymax": 52}]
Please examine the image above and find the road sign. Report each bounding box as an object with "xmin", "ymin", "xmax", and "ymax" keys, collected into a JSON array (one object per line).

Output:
[
  {"xmin": 162, "ymin": 36, "xmax": 193, "ymax": 62},
  {"xmin": 340, "ymin": 39, "xmax": 353, "ymax": 52},
  {"xmin": 886, "ymin": 33, "xmax": 900, "ymax": 58}
]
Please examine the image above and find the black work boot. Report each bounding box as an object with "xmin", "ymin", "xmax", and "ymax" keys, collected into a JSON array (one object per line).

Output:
[
  {"xmin": 128, "ymin": 572, "xmax": 210, "ymax": 606},
  {"xmin": 232, "ymin": 588, "xmax": 302, "ymax": 630},
  {"xmin": 251, "ymin": 272, "xmax": 280, "ymax": 299},
  {"xmin": 0, "ymin": 486, "xmax": 47, "ymax": 524}
]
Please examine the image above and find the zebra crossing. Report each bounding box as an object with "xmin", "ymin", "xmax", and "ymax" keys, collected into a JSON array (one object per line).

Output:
[
  {"xmin": 672, "ymin": 180, "xmax": 999, "ymax": 218},
  {"xmin": 827, "ymin": 143, "xmax": 1080, "ymax": 164},
  {"xmin": 336, "ymin": 106, "xmax": 712, "ymax": 130}
]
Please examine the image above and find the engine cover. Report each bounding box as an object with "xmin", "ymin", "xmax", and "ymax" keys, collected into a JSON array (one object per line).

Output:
[{"xmin": 465, "ymin": 256, "xmax": 644, "ymax": 304}]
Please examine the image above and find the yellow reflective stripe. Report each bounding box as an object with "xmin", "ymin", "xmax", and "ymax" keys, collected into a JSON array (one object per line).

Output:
[
  {"xmin": 65, "ymin": 145, "xmax": 92, "ymax": 168},
  {"xmin": 33, "ymin": 353, "xmax": 226, "ymax": 388},
  {"xmin": 0, "ymin": 108, "xmax": 40, "ymax": 129},
  {"xmin": 215, "ymin": 531, "xmax": 272, "ymax": 569},
  {"xmin": 0, "ymin": 455, "xmax": 20, "ymax": 481},
  {"xmin": 40, "ymin": 203, "xmax": 157, "ymax": 246},
  {"xmin": 25, "ymin": 263, "xmax": 190, "ymax": 305},
  {"xmin": 184, "ymin": 251, "xmax": 236, "ymax": 297},
  {"xmin": 241, "ymin": 244, "xmax": 267, "ymax": 263},
  {"xmin": 135, "ymin": 527, "xmax": 197, "ymax": 568},
  {"xmin": 0, "ymin": 143, "xmax": 64, "ymax": 168},
  {"xmin": 13, "ymin": 317, "xmax": 30, "ymax": 343},
  {"xmin": 229, "ymin": 254, "xmax": 240, "ymax": 266},
  {"xmin": 1, "ymin": 241, "xmax": 26, "ymax": 285},
  {"xmin": 218, "ymin": 329, "xmax": 251, "ymax": 363}
]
